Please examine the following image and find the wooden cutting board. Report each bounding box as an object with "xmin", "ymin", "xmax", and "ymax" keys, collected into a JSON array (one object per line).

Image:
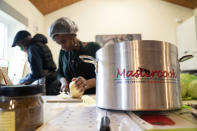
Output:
[{"xmin": 44, "ymin": 96, "xmax": 82, "ymax": 103}]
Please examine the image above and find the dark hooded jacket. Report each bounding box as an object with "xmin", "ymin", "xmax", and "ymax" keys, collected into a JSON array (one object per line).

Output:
[{"xmin": 19, "ymin": 34, "xmax": 57, "ymax": 84}]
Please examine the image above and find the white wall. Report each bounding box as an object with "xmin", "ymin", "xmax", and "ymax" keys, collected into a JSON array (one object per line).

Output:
[
  {"xmin": 44, "ymin": 0, "xmax": 193, "ymax": 65},
  {"xmin": 194, "ymin": 8, "xmax": 197, "ymax": 16},
  {"xmin": 4, "ymin": 0, "xmax": 44, "ymax": 35}
]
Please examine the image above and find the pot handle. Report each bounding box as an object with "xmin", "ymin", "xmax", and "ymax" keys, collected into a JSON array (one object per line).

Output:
[
  {"xmin": 179, "ymin": 55, "xmax": 194, "ymax": 62},
  {"xmin": 79, "ymin": 55, "xmax": 98, "ymax": 72}
]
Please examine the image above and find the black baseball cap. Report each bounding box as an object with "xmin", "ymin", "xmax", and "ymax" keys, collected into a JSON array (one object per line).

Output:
[{"xmin": 12, "ymin": 30, "xmax": 31, "ymax": 47}]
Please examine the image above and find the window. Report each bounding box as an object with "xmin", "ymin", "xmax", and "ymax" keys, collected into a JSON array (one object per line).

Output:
[
  {"xmin": 0, "ymin": 22, "xmax": 8, "ymax": 59},
  {"xmin": 0, "ymin": 10, "xmax": 26, "ymax": 84}
]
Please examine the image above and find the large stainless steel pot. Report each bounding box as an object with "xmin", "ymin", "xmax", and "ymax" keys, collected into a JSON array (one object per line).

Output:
[{"xmin": 80, "ymin": 40, "xmax": 192, "ymax": 111}]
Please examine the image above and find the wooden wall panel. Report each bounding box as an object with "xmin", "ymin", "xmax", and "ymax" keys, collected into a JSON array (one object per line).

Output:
[
  {"xmin": 29, "ymin": 0, "xmax": 81, "ymax": 15},
  {"xmin": 30, "ymin": 0, "xmax": 196, "ymax": 15},
  {"xmin": 163, "ymin": 0, "xmax": 197, "ymax": 9}
]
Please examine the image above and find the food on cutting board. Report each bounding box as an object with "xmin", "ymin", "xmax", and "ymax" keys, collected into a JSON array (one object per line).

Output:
[
  {"xmin": 180, "ymin": 73, "xmax": 197, "ymax": 99},
  {"xmin": 58, "ymin": 92, "xmax": 70, "ymax": 99},
  {"xmin": 69, "ymin": 81, "xmax": 84, "ymax": 98},
  {"xmin": 57, "ymin": 81, "xmax": 84, "ymax": 99},
  {"xmin": 81, "ymin": 95, "xmax": 96, "ymax": 104}
]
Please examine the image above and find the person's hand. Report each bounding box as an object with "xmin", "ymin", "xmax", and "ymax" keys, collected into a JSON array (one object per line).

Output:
[
  {"xmin": 72, "ymin": 76, "xmax": 87, "ymax": 92},
  {"xmin": 60, "ymin": 78, "xmax": 69, "ymax": 92}
]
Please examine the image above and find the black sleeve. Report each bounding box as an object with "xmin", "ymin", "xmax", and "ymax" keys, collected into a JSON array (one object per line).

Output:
[
  {"xmin": 92, "ymin": 42, "xmax": 101, "ymax": 58},
  {"xmin": 19, "ymin": 46, "xmax": 44, "ymax": 84},
  {"xmin": 57, "ymin": 51, "xmax": 64, "ymax": 80}
]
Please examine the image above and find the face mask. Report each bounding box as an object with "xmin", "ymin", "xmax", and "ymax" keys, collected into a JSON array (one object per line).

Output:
[{"xmin": 19, "ymin": 45, "xmax": 25, "ymax": 51}]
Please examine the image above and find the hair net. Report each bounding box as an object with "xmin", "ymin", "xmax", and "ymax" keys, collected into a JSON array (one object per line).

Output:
[{"xmin": 48, "ymin": 17, "xmax": 78, "ymax": 40}]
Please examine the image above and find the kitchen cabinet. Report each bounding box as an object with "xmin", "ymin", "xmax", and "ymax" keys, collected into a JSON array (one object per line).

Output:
[{"xmin": 177, "ymin": 16, "xmax": 197, "ymax": 71}]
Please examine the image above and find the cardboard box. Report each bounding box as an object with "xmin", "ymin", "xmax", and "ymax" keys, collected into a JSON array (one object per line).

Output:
[{"xmin": 0, "ymin": 67, "xmax": 13, "ymax": 85}]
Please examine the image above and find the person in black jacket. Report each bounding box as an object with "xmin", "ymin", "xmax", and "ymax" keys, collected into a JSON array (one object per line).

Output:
[{"xmin": 12, "ymin": 30, "xmax": 60, "ymax": 95}]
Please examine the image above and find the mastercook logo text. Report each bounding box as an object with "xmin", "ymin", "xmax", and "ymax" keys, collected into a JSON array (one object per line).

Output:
[{"xmin": 116, "ymin": 68, "xmax": 177, "ymax": 79}]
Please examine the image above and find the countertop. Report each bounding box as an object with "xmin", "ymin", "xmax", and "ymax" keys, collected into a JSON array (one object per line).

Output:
[{"xmin": 37, "ymin": 96, "xmax": 197, "ymax": 131}]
